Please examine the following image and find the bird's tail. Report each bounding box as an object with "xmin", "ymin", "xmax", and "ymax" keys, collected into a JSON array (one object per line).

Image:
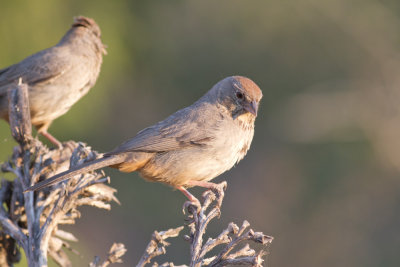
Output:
[{"xmin": 24, "ymin": 155, "xmax": 125, "ymax": 192}]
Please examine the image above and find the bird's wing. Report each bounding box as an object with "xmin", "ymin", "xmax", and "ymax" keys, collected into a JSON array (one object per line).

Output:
[
  {"xmin": 0, "ymin": 47, "xmax": 69, "ymax": 94},
  {"xmin": 105, "ymin": 102, "xmax": 222, "ymax": 155}
]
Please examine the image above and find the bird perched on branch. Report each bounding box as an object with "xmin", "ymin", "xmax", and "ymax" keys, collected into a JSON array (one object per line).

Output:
[
  {"xmin": 0, "ymin": 16, "xmax": 106, "ymax": 147},
  {"xmin": 25, "ymin": 76, "xmax": 262, "ymax": 204}
]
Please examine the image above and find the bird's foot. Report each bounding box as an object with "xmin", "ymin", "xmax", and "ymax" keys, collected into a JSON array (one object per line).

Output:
[
  {"xmin": 61, "ymin": 140, "xmax": 78, "ymax": 152},
  {"xmin": 187, "ymin": 180, "xmax": 227, "ymax": 208},
  {"xmin": 178, "ymin": 186, "xmax": 201, "ymax": 214},
  {"xmin": 211, "ymin": 181, "xmax": 227, "ymax": 207},
  {"xmin": 182, "ymin": 199, "xmax": 201, "ymax": 215}
]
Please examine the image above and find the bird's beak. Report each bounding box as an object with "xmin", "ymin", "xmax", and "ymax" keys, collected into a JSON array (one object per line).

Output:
[{"xmin": 244, "ymin": 100, "xmax": 258, "ymax": 116}]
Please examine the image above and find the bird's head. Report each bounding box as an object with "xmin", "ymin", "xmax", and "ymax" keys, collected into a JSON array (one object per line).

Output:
[
  {"xmin": 72, "ymin": 16, "xmax": 107, "ymax": 54},
  {"xmin": 73, "ymin": 16, "xmax": 101, "ymax": 37},
  {"xmin": 212, "ymin": 76, "xmax": 262, "ymax": 121}
]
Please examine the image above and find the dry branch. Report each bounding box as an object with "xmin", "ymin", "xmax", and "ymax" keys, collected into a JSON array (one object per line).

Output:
[
  {"xmin": 7, "ymin": 79, "xmax": 32, "ymax": 145},
  {"xmin": 137, "ymin": 184, "xmax": 273, "ymax": 267},
  {"xmin": 137, "ymin": 226, "xmax": 184, "ymax": 267},
  {"xmin": 90, "ymin": 243, "xmax": 127, "ymax": 267},
  {"xmin": 0, "ymin": 82, "xmax": 123, "ymax": 266}
]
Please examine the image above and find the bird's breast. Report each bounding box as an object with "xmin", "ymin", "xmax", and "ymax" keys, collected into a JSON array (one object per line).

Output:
[{"xmin": 138, "ymin": 119, "xmax": 255, "ymax": 187}]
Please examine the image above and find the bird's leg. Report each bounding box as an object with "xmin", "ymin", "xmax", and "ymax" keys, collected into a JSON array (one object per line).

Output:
[
  {"xmin": 186, "ymin": 181, "xmax": 227, "ymax": 207},
  {"xmin": 40, "ymin": 130, "xmax": 62, "ymax": 148},
  {"xmin": 177, "ymin": 186, "xmax": 201, "ymax": 212},
  {"xmin": 186, "ymin": 180, "xmax": 227, "ymax": 190},
  {"xmin": 37, "ymin": 122, "xmax": 63, "ymax": 148}
]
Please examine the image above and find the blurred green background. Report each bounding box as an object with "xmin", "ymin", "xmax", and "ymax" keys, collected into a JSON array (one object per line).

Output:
[{"xmin": 1, "ymin": 0, "xmax": 400, "ymax": 266}]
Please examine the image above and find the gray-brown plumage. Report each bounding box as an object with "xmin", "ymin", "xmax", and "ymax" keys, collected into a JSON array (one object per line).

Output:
[
  {"xmin": 25, "ymin": 76, "xmax": 262, "ymax": 202},
  {"xmin": 0, "ymin": 16, "xmax": 106, "ymax": 147}
]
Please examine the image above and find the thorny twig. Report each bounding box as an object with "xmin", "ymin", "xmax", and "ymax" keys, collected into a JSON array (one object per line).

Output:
[
  {"xmin": 90, "ymin": 243, "xmax": 127, "ymax": 267},
  {"xmin": 137, "ymin": 226, "xmax": 184, "ymax": 267},
  {"xmin": 137, "ymin": 184, "xmax": 273, "ymax": 266},
  {"xmin": 185, "ymin": 186, "xmax": 273, "ymax": 267}
]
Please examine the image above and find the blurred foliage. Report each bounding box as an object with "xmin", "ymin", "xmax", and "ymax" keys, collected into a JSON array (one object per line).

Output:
[{"xmin": 1, "ymin": 0, "xmax": 400, "ymax": 266}]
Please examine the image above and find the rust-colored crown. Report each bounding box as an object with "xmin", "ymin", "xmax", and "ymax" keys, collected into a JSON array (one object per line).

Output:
[{"xmin": 233, "ymin": 76, "xmax": 263, "ymax": 101}]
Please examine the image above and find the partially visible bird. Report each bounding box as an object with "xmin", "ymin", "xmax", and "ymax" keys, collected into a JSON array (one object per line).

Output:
[
  {"xmin": 25, "ymin": 76, "xmax": 262, "ymax": 204},
  {"xmin": 0, "ymin": 16, "xmax": 106, "ymax": 147}
]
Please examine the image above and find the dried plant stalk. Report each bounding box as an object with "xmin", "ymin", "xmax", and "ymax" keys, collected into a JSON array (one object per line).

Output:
[
  {"xmin": 137, "ymin": 185, "xmax": 273, "ymax": 267},
  {"xmin": 0, "ymin": 83, "xmax": 124, "ymax": 266}
]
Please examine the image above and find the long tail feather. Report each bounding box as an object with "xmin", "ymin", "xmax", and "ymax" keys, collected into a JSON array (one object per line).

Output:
[{"xmin": 24, "ymin": 155, "xmax": 124, "ymax": 192}]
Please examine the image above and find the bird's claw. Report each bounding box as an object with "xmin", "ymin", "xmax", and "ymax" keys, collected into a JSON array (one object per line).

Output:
[
  {"xmin": 182, "ymin": 199, "xmax": 201, "ymax": 215},
  {"xmin": 61, "ymin": 141, "xmax": 78, "ymax": 152},
  {"xmin": 209, "ymin": 181, "xmax": 226, "ymax": 208},
  {"xmin": 212, "ymin": 181, "xmax": 227, "ymax": 207},
  {"xmin": 222, "ymin": 181, "xmax": 228, "ymax": 190},
  {"xmin": 216, "ymin": 181, "xmax": 228, "ymax": 191},
  {"xmin": 202, "ymin": 190, "xmax": 216, "ymax": 200}
]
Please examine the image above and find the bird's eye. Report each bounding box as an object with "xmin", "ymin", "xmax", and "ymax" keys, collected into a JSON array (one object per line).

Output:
[{"xmin": 236, "ymin": 92, "xmax": 244, "ymax": 99}]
